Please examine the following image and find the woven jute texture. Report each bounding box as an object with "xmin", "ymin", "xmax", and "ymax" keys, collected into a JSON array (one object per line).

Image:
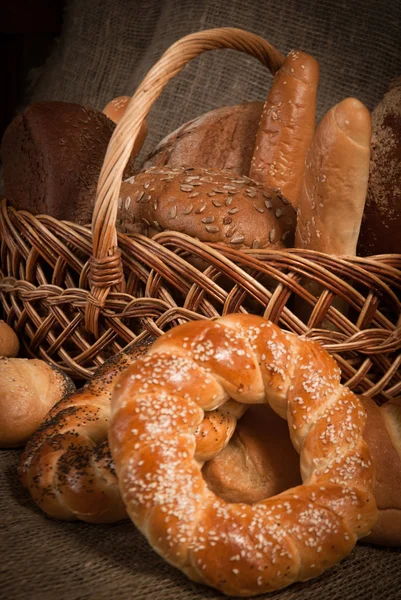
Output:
[
  {"xmin": 28, "ymin": 0, "xmax": 401, "ymax": 162},
  {"xmin": 1, "ymin": 448, "xmax": 401, "ymax": 600}
]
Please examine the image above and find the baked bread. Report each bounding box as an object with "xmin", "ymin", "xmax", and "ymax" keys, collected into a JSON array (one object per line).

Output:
[
  {"xmin": 19, "ymin": 338, "xmax": 243, "ymax": 522},
  {"xmin": 118, "ymin": 166, "xmax": 296, "ymax": 249},
  {"xmin": 205, "ymin": 397, "xmax": 401, "ymax": 547},
  {"xmin": 103, "ymin": 95, "xmax": 131, "ymax": 123},
  {"xmin": 358, "ymin": 77, "xmax": 401, "ymax": 255},
  {"xmin": 0, "ymin": 358, "xmax": 74, "ymax": 448},
  {"xmin": 250, "ymin": 50, "xmax": 319, "ymax": 207},
  {"xmin": 203, "ymin": 403, "xmax": 301, "ymax": 504},
  {"xmin": 0, "ymin": 321, "xmax": 20, "ymax": 357},
  {"xmin": 295, "ymin": 97, "xmax": 371, "ymax": 255},
  {"xmin": 143, "ymin": 102, "xmax": 264, "ymax": 175},
  {"xmin": 1, "ymin": 101, "xmax": 137, "ymax": 224},
  {"xmin": 19, "ymin": 340, "xmax": 154, "ymax": 522},
  {"xmin": 109, "ymin": 314, "xmax": 377, "ymax": 596},
  {"xmin": 103, "ymin": 95, "xmax": 148, "ymax": 157}
]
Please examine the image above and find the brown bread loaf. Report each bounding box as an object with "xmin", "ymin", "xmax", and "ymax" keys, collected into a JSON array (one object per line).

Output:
[
  {"xmin": 357, "ymin": 77, "xmax": 401, "ymax": 255},
  {"xmin": 1, "ymin": 101, "xmax": 137, "ymax": 224},
  {"xmin": 142, "ymin": 102, "xmax": 263, "ymax": 174},
  {"xmin": 118, "ymin": 165, "xmax": 296, "ymax": 249}
]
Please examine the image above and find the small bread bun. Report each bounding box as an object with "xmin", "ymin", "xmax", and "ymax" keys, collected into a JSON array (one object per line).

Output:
[
  {"xmin": 103, "ymin": 95, "xmax": 148, "ymax": 157},
  {"xmin": 103, "ymin": 95, "xmax": 131, "ymax": 123},
  {"xmin": 0, "ymin": 358, "xmax": 75, "ymax": 448},
  {"xmin": 118, "ymin": 166, "xmax": 296, "ymax": 249},
  {"xmin": 0, "ymin": 321, "xmax": 19, "ymax": 357}
]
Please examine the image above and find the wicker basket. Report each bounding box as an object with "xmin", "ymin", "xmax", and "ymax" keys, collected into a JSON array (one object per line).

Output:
[{"xmin": 0, "ymin": 28, "xmax": 400, "ymax": 402}]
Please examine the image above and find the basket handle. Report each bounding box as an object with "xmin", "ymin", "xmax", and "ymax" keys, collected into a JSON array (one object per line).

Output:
[{"xmin": 85, "ymin": 27, "xmax": 286, "ymax": 335}]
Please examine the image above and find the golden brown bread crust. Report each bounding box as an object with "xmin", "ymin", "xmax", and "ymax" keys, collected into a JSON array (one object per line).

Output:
[
  {"xmin": 19, "ymin": 341, "xmax": 154, "ymax": 522},
  {"xmin": 250, "ymin": 50, "xmax": 319, "ymax": 208},
  {"xmin": 0, "ymin": 321, "xmax": 20, "ymax": 357},
  {"xmin": 103, "ymin": 95, "xmax": 148, "ymax": 157},
  {"xmin": 362, "ymin": 398, "xmax": 401, "ymax": 546},
  {"xmin": 118, "ymin": 166, "xmax": 296, "ymax": 249},
  {"xmin": 143, "ymin": 102, "xmax": 264, "ymax": 175},
  {"xmin": 19, "ymin": 337, "xmax": 243, "ymax": 522},
  {"xmin": 109, "ymin": 314, "xmax": 377, "ymax": 596},
  {"xmin": 194, "ymin": 400, "xmax": 246, "ymax": 463},
  {"xmin": 206, "ymin": 397, "xmax": 401, "ymax": 547},
  {"xmin": 203, "ymin": 404, "xmax": 301, "ymax": 503},
  {"xmin": 0, "ymin": 358, "xmax": 74, "ymax": 448},
  {"xmin": 103, "ymin": 95, "xmax": 131, "ymax": 123},
  {"xmin": 295, "ymin": 97, "xmax": 371, "ymax": 255}
]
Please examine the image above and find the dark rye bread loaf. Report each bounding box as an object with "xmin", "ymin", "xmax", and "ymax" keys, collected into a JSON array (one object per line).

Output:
[
  {"xmin": 357, "ymin": 77, "xmax": 401, "ymax": 256},
  {"xmin": 1, "ymin": 102, "xmax": 137, "ymax": 225},
  {"xmin": 143, "ymin": 102, "xmax": 264, "ymax": 175}
]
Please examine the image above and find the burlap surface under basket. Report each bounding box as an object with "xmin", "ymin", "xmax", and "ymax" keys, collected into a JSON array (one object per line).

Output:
[
  {"xmin": 1, "ymin": 446, "xmax": 401, "ymax": 600},
  {"xmin": 1, "ymin": 2, "xmax": 401, "ymax": 599}
]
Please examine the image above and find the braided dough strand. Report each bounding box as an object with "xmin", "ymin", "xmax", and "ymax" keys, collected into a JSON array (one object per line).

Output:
[
  {"xmin": 109, "ymin": 315, "xmax": 377, "ymax": 596},
  {"xmin": 19, "ymin": 341, "xmax": 242, "ymax": 522}
]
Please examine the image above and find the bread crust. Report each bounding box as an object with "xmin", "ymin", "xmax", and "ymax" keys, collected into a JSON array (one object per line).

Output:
[
  {"xmin": 250, "ymin": 50, "xmax": 319, "ymax": 208},
  {"xmin": 0, "ymin": 358, "xmax": 74, "ymax": 448},
  {"xmin": 109, "ymin": 315, "xmax": 377, "ymax": 596},
  {"xmin": 118, "ymin": 166, "xmax": 296, "ymax": 249}
]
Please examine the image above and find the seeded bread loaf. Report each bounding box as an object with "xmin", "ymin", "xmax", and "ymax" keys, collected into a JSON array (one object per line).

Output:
[
  {"xmin": 357, "ymin": 77, "xmax": 401, "ymax": 255},
  {"xmin": 118, "ymin": 166, "xmax": 296, "ymax": 249},
  {"xmin": 142, "ymin": 102, "xmax": 263, "ymax": 174},
  {"xmin": 1, "ymin": 101, "xmax": 137, "ymax": 224}
]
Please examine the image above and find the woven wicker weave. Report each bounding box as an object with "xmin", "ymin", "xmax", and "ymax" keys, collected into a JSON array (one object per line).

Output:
[{"xmin": 1, "ymin": 28, "xmax": 400, "ymax": 403}]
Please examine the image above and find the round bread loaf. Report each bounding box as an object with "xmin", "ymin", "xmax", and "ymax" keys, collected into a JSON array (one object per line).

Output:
[
  {"xmin": 118, "ymin": 166, "xmax": 296, "ymax": 249},
  {"xmin": 142, "ymin": 102, "xmax": 263, "ymax": 175},
  {"xmin": 0, "ymin": 321, "xmax": 19, "ymax": 357},
  {"xmin": 0, "ymin": 357, "xmax": 75, "ymax": 448},
  {"xmin": 357, "ymin": 77, "xmax": 401, "ymax": 255},
  {"xmin": 1, "ymin": 101, "xmax": 137, "ymax": 224}
]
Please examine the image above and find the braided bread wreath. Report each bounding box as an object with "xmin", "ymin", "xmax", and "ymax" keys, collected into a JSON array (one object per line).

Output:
[
  {"xmin": 19, "ymin": 338, "xmax": 245, "ymax": 522},
  {"xmin": 109, "ymin": 314, "xmax": 377, "ymax": 597}
]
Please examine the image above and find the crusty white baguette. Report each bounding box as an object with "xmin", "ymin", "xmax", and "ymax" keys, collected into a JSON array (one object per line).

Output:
[
  {"xmin": 109, "ymin": 314, "xmax": 377, "ymax": 596},
  {"xmin": 0, "ymin": 358, "xmax": 74, "ymax": 448},
  {"xmin": 250, "ymin": 50, "xmax": 319, "ymax": 208},
  {"xmin": 295, "ymin": 97, "xmax": 371, "ymax": 255}
]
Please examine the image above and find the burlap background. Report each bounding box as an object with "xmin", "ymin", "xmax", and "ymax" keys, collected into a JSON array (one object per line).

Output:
[
  {"xmin": 1, "ymin": 447, "xmax": 401, "ymax": 600},
  {"xmin": 28, "ymin": 0, "xmax": 401, "ymax": 162},
  {"xmin": 2, "ymin": 0, "xmax": 401, "ymax": 598}
]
